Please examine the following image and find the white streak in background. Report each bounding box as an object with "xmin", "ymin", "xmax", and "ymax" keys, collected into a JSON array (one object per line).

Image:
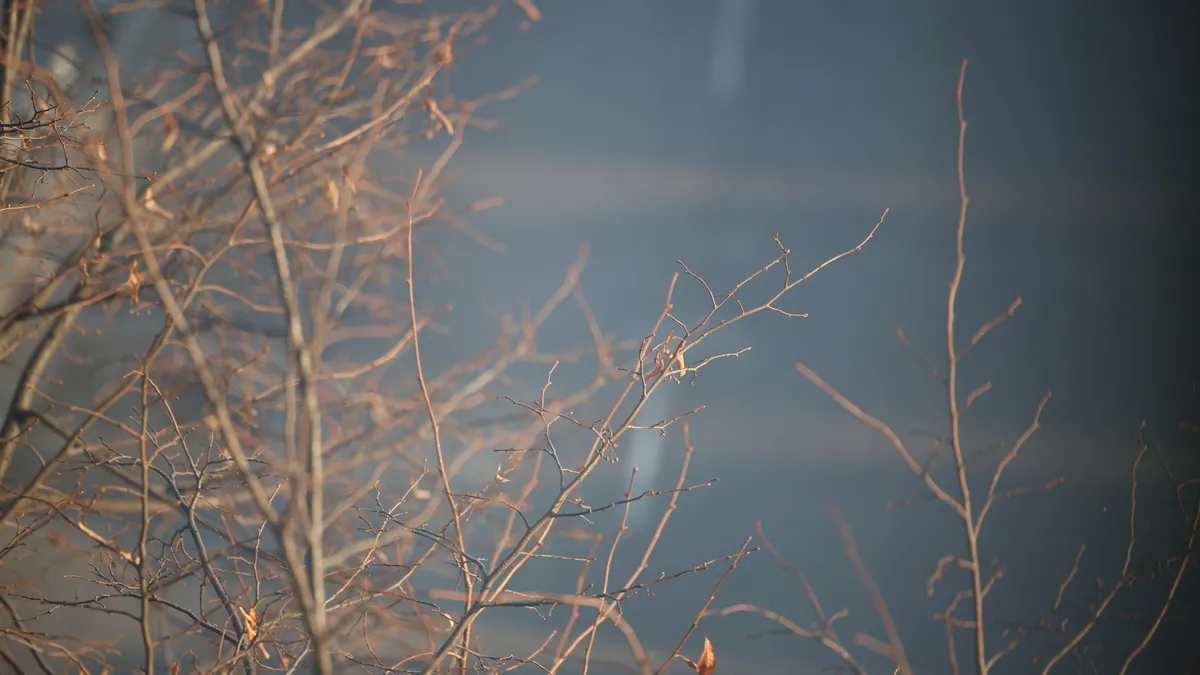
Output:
[
  {"xmin": 708, "ymin": 0, "xmax": 756, "ymax": 99},
  {"xmin": 48, "ymin": 43, "xmax": 81, "ymax": 90},
  {"xmin": 450, "ymin": 155, "xmax": 1177, "ymax": 228},
  {"xmin": 47, "ymin": 0, "xmax": 198, "ymax": 91},
  {"xmin": 625, "ymin": 386, "xmax": 673, "ymax": 532}
]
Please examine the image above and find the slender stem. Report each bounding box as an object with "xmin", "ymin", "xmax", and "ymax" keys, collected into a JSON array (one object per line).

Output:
[
  {"xmin": 945, "ymin": 58, "xmax": 988, "ymax": 675},
  {"xmin": 1117, "ymin": 491, "xmax": 1200, "ymax": 673},
  {"xmin": 138, "ymin": 372, "xmax": 155, "ymax": 675},
  {"xmin": 405, "ymin": 171, "xmax": 471, "ymax": 674}
]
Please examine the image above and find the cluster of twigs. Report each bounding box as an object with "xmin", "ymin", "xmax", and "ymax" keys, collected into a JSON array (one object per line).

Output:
[
  {"xmin": 0, "ymin": 3, "xmax": 1194, "ymax": 674},
  {"xmin": 0, "ymin": 1, "xmax": 881, "ymax": 672}
]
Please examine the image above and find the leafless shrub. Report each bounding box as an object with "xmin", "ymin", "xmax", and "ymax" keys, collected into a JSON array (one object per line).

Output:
[
  {"xmin": 0, "ymin": 1, "xmax": 888, "ymax": 673},
  {"xmin": 696, "ymin": 60, "xmax": 1199, "ymax": 675},
  {"xmin": 2, "ymin": 4, "xmax": 1191, "ymax": 674}
]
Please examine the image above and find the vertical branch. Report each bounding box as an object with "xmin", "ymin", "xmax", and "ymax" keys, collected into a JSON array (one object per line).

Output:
[
  {"xmin": 1123, "ymin": 423, "xmax": 1150, "ymax": 578},
  {"xmin": 0, "ymin": 0, "xmax": 34, "ymax": 123},
  {"xmin": 944, "ymin": 57, "xmax": 988, "ymax": 675},
  {"xmin": 405, "ymin": 170, "xmax": 470, "ymax": 674},
  {"xmin": 138, "ymin": 371, "xmax": 154, "ymax": 674},
  {"xmin": 191, "ymin": 0, "xmax": 331, "ymax": 670}
]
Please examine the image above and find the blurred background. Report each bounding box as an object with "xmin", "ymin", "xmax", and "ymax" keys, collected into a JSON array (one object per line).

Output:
[
  {"xmin": 19, "ymin": 0, "xmax": 1200, "ymax": 671},
  {"xmin": 434, "ymin": 3, "xmax": 1200, "ymax": 670}
]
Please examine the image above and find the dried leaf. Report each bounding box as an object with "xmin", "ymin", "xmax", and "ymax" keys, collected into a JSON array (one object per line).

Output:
[
  {"xmin": 325, "ymin": 179, "xmax": 339, "ymax": 211},
  {"xmin": 262, "ymin": 69, "xmax": 276, "ymax": 98},
  {"xmin": 125, "ymin": 260, "xmax": 142, "ymax": 309},
  {"xmin": 238, "ymin": 605, "xmax": 258, "ymax": 642},
  {"xmin": 238, "ymin": 605, "xmax": 271, "ymax": 658},
  {"xmin": 696, "ymin": 638, "xmax": 715, "ymax": 674},
  {"xmin": 680, "ymin": 637, "xmax": 716, "ymax": 675},
  {"xmin": 160, "ymin": 112, "xmax": 179, "ymax": 152},
  {"xmin": 143, "ymin": 187, "xmax": 175, "ymax": 219}
]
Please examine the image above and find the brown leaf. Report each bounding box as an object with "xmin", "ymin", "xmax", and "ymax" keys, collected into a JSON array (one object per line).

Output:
[
  {"xmin": 238, "ymin": 606, "xmax": 271, "ymax": 658},
  {"xmin": 160, "ymin": 112, "xmax": 179, "ymax": 152},
  {"xmin": 238, "ymin": 605, "xmax": 258, "ymax": 642},
  {"xmin": 125, "ymin": 260, "xmax": 142, "ymax": 309},
  {"xmin": 325, "ymin": 179, "xmax": 340, "ymax": 211},
  {"xmin": 680, "ymin": 637, "xmax": 716, "ymax": 675},
  {"xmin": 142, "ymin": 187, "xmax": 175, "ymax": 219}
]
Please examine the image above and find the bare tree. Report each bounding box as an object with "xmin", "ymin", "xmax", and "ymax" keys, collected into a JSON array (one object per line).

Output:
[
  {"xmin": 2, "ymin": 3, "xmax": 1192, "ymax": 674},
  {"xmin": 0, "ymin": 0, "xmax": 881, "ymax": 672}
]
